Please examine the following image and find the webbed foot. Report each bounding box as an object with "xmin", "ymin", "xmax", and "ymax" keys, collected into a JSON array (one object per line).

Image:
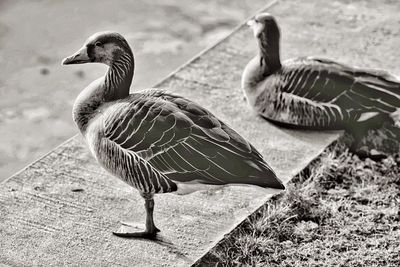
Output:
[{"xmin": 113, "ymin": 221, "xmax": 160, "ymax": 239}]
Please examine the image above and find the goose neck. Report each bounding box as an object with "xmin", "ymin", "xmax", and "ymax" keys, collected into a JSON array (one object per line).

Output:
[
  {"xmin": 104, "ymin": 52, "xmax": 134, "ymax": 101},
  {"xmin": 258, "ymin": 28, "xmax": 281, "ymax": 75}
]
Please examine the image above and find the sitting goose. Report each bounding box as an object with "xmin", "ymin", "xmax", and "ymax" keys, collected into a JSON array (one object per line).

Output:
[
  {"xmin": 62, "ymin": 31, "xmax": 284, "ymax": 239},
  {"xmin": 242, "ymin": 13, "xmax": 400, "ymax": 155}
]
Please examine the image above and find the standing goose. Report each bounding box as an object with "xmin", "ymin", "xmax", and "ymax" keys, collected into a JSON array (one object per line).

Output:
[
  {"xmin": 242, "ymin": 13, "xmax": 400, "ymax": 155},
  {"xmin": 62, "ymin": 31, "xmax": 284, "ymax": 239}
]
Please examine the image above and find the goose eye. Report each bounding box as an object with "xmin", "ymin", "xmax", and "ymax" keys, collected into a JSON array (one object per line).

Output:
[{"xmin": 94, "ymin": 42, "xmax": 102, "ymax": 47}]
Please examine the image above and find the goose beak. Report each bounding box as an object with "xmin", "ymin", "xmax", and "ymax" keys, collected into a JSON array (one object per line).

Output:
[
  {"xmin": 246, "ymin": 19, "xmax": 256, "ymax": 27},
  {"xmin": 247, "ymin": 19, "xmax": 264, "ymax": 38},
  {"xmin": 62, "ymin": 46, "xmax": 90, "ymax": 65}
]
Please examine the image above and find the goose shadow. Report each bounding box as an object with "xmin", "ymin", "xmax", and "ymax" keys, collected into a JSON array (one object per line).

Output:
[{"xmin": 114, "ymin": 233, "xmax": 192, "ymax": 263}]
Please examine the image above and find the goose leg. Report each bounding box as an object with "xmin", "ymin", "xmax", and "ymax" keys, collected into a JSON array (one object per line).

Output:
[{"xmin": 113, "ymin": 197, "xmax": 160, "ymax": 239}]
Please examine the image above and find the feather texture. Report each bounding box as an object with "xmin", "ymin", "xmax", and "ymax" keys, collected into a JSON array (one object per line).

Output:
[
  {"xmin": 243, "ymin": 14, "xmax": 400, "ymax": 131},
  {"xmin": 65, "ymin": 31, "xmax": 284, "ymax": 238},
  {"xmin": 89, "ymin": 89, "xmax": 283, "ymax": 193},
  {"xmin": 68, "ymin": 31, "xmax": 284, "ymax": 197}
]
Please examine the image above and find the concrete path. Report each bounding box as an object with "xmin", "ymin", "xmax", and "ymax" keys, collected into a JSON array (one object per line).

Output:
[{"xmin": 1, "ymin": 0, "xmax": 399, "ymax": 266}]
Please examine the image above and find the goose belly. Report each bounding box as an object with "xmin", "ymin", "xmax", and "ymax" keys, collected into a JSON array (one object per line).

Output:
[
  {"xmin": 83, "ymin": 115, "xmax": 123, "ymax": 179},
  {"xmin": 84, "ymin": 125, "xmax": 134, "ymax": 188},
  {"xmin": 84, "ymin": 118, "xmax": 104, "ymax": 163}
]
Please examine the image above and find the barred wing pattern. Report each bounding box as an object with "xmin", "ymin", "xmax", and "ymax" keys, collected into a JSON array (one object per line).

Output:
[
  {"xmin": 100, "ymin": 89, "xmax": 282, "ymax": 195},
  {"xmin": 98, "ymin": 136, "xmax": 178, "ymax": 195},
  {"xmin": 257, "ymin": 57, "xmax": 400, "ymax": 129}
]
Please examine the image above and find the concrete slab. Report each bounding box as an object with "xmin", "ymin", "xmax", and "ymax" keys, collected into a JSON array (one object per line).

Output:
[{"xmin": 1, "ymin": 0, "xmax": 399, "ymax": 266}]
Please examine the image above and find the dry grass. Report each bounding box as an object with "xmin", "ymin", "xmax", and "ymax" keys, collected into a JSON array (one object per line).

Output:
[{"xmin": 196, "ymin": 137, "xmax": 400, "ymax": 266}]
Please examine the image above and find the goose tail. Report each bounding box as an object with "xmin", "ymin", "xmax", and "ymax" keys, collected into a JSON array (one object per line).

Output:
[
  {"xmin": 250, "ymin": 160, "xmax": 285, "ymax": 190},
  {"xmin": 351, "ymin": 68, "xmax": 400, "ymax": 113},
  {"xmin": 264, "ymin": 172, "xmax": 285, "ymax": 190}
]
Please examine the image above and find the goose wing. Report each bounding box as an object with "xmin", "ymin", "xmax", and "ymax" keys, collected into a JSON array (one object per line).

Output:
[
  {"xmin": 102, "ymin": 89, "xmax": 283, "ymax": 189},
  {"xmin": 281, "ymin": 57, "xmax": 400, "ymax": 114}
]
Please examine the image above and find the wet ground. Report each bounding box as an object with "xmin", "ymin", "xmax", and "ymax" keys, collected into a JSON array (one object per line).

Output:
[{"xmin": 0, "ymin": 0, "xmax": 265, "ymax": 181}]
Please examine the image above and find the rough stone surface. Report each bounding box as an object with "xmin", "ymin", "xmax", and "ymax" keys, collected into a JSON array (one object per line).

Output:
[{"xmin": 1, "ymin": 0, "xmax": 399, "ymax": 266}]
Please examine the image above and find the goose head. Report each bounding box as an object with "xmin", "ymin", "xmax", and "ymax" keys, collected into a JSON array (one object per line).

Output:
[
  {"xmin": 243, "ymin": 13, "xmax": 281, "ymax": 82},
  {"xmin": 247, "ymin": 13, "xmax": 280, "ymax": 40},
  {"xmin": 62, "ymin": 31, "xmax": 132, "ymax": 66}
]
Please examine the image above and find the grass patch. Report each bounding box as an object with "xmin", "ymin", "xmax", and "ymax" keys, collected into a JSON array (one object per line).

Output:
[{"xmin": 196, "ymin": 138, "xmax": 400, "ymax": 266}]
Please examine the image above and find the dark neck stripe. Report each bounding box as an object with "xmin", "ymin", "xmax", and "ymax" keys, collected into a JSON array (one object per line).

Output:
[
  {"xmin": 73, "ymin": 50, "xmax": 135, "ymax": 134},
  {"xmin": 258, "ymin": 23, "xmax": 281, "ymax": 75},
  {"xmin": 104, "ymin": 53, "xmax": 134, "ymax": 101}
]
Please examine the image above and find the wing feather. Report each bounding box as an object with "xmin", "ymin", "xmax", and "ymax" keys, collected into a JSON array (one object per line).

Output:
[
  {"xmin": 97, "ymin": 137, "xmax": 178, "ymax": 194},
  {"xmin": 100, "ymin": 90, "xmax": 283, "ymax": 189},
  {"xmin": 282, "ymin": 57, "xmax": 400, "ymax": 115}
]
